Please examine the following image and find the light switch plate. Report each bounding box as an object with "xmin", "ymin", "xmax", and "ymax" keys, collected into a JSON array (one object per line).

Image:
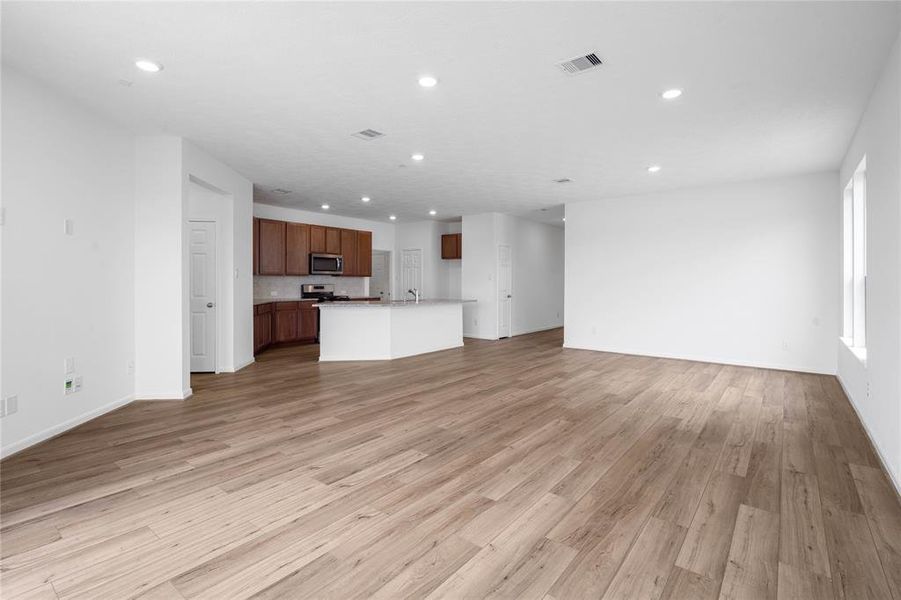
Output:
[
  {"xmin": 65, "ymin": 357, "xmax": 75, "ymax": 374},
  {"xmin": 64, "ymin": 218, "xmax": 75, "ymax": 236}
]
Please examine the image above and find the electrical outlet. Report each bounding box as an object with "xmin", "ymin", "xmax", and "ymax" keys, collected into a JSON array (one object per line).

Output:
[
  {"xmin": 74, "ymin": 377, "xmax": 83, "ymax": 392},
  {"xmin": 65, "ymin": 377, "xmax": 75, "ymax": 394},
  {"xmin": 64, "ymin": 218, "xmax": 75, "ymax": 236}
]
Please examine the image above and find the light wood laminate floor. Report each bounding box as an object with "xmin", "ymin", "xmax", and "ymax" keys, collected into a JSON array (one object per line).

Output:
[{"xmin": 2, "ymin": 329, "xmax": 899, "ymax": 599}]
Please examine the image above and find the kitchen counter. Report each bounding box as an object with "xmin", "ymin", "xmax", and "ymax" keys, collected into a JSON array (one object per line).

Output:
[
  {"xmin": 254, "ymin": 296, "xmax": 380, "ymax": 306},
  {"xmin": 313, "ymin": 299, "xmax": 473, "ymax": 308},
  {"xmin": 317, "ymin": 299, "xmax": 473, "ymax": 361}
]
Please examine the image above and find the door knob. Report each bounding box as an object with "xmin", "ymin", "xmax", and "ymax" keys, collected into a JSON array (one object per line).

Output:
[
  {"xmin": 207, "ymin": 302, "xmax": 215, "ymax": 308},
  {"xmin": 507, "ymin": 295, "xmax": 512, "ymax": 298}
]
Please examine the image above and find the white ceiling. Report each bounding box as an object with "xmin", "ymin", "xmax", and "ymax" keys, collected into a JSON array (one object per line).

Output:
[{"xmin": 3, "ymin": 2, "xmax": 899, "ymax": 225}]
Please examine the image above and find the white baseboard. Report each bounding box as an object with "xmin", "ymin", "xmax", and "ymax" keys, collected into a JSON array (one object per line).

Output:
[
  {"xmin": 231, "ymin": 356, "xmax": 255, "ymax": 372},
  {"xmin": 561, "ymin": 341, "xmax": 834, "ymax": 376},
  {"xmin": 836, "ymin": 375, "xmax": 901, "ymax": 499},
  {"xmin": 513, "ymin": 324, "xmax": 563, "ymax": 336},
  {"xmin": 1, "ymin": 393, "xmax": 135, "ymax": 459},
  {"xmin": 135, "ymin": 387, "xmax": 192, "ymax": 401}
]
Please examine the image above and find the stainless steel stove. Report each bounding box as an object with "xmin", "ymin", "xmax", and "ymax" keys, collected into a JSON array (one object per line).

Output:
[{"xmin": 300, "ymin": 283, "xmax": 350, "ymax": 302}]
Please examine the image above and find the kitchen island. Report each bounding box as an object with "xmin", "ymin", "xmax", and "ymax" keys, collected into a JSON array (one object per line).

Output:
[{"xmin": 316, "ymin": 299, "xmax": 472, "ymax": 361}]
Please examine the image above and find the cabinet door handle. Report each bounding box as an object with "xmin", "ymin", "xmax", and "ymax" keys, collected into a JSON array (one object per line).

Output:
[{"xmin": 207, "ymin": 302, "xmax": 215, "ymax": 308}]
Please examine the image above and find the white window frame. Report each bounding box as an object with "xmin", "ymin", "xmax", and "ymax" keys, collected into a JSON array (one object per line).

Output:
[{"xmin": 841, "ymin": 156, "xmax": 867, "ymax": 362}]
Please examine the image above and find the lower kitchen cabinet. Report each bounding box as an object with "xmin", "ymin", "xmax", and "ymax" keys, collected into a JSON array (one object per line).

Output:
[
  {"xmin": 300, "ymin": 302, "xmax": 318, "ymax": 339},
  {"xmin": 253, "ymin": 303, "xmax": 273, "ymax": 355},
  {"xmin": 274, "ymin": 302, "xmax": 299, "ymax": 342},
  {"xmin": 255, "ymin": 301, "xmax": 318, "ymax": 355}
]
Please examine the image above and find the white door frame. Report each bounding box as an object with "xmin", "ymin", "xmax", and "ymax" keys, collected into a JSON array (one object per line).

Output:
[
  {"xmin": 188, "ymin": 218, "xmax": 219, "ymax": 373},
  {"xmin": 497, "ymin": 243, "xmax": 512, "ymax": 339}
]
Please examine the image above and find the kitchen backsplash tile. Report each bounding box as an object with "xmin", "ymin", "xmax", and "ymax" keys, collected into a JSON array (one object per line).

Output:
[{"xmin": 254, "ymin": 276, "xmax": 368, "ymax": 299}]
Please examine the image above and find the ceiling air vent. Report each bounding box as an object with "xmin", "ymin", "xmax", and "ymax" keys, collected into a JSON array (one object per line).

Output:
[
  {"xmin": 557, "ymin": 52, "xmax": 603, "ymax": 75},
  {"xmin": 553, "ymin": 178, "xmax": 572, "ymax": 184},
  {"xmin": 352, "ymin": 129, "xmax": 386, "ymax": 141},
  {"xmin": 271, "ymin": 188, "xmax": 292, "ymax": 194}
]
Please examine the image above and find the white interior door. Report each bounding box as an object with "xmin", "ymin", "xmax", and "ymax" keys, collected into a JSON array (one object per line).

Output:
[
  {"xmin": 401, "ymin": 249, "xmax": 423, "ymax": 299},
  {"xmin": 371, "ymin": 250, "xmax": 391, "ymax": 300},
  {"xmin": 189, "ymin": 221, "xmax": 217, "ymax": 372},
  {"xmin": 498, "ymin": 244, "xmax": 512, "ymax": 339}
]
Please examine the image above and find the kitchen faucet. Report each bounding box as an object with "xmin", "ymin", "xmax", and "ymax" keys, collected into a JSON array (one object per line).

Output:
[{"xmin": 407, "ymin": 288, "xmax": 421, "ymax": 303}]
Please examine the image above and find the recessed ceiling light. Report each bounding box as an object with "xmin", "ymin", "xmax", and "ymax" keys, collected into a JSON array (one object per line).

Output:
[
  {"xmin": 361, "ymin": 196, "xmax": 371, "ymax": 203},
  {"xmin": 135, "ymin": 59, "xmax": 163, "ymax": 73},
  {"xmin": 647, "ymin": 165, "xmax": 662, "ymax": 173},
  {"xmin": 429, "ymin": 210, "xmax": 437, "ymax": 216},
  {"xmin": 661, "ymin": 88, "xmax": 682, "ymax": 100},
  {"xmin": 418, "ymin": 76, "xmax": 438, "ymax": 88},
  {"xmin": 562, "ymin": 217, "xmax": 566, "ymax": 222},
  {"xmin": 321, "ymin": 204, "xmax": 330, "ymax": 210},
  {"xmin": 411, "ymin": 153, "xmax": 424, "ymax": 161},
  {"xmin": 389, "ymin": 215, "xmax": 397, "ymax": 221}
]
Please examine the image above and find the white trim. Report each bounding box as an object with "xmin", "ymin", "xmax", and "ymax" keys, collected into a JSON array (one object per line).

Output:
[
  {"xmin": 136, "ymin": 387, "xmax": 193, "ymax": 401},
  {"xmin": 513, "ymin": 324, "xmax": 563, "ymax": 337},
  {"xmin": 836, "ymin": 374, "xmax": 901, "ymax": 498},
  {"xmin": 840, "ymin": 336, "xmax": 868, "ymax": 366},
  {"xmin": 561, "ymin": 342, "xmax": 835, "ymax": 375},
  {"xmin": 226, "ymin": 356, "xmax": 255, "ymax": 372},
  {"xmin": 1, "ymin": 394, "xmax": 135, "ymax": 459}
]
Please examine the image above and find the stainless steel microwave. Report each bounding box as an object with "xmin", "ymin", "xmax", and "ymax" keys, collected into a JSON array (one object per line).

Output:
[{"xmin": 310, "ymin": 253, "xmax": 343, "ymax": 275}]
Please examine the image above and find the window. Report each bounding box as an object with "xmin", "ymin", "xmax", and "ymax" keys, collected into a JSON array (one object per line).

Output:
[{"xmin": 842, "ymin": 156, "xmax": 866, "ymax": 359}]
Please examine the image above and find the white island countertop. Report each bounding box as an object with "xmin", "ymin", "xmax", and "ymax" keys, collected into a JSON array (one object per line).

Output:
[
  {"xmin": 315, "ymin": 299, "xmax": 474, "ymax": 308},
  {"xmin": 317, "ymin": 299, "xmax": 474, "ymax": 361}
]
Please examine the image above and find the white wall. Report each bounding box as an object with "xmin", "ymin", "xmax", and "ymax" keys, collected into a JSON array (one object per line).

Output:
[
  {"xmin": 183, "ymin": 141, "xmax": 254, "ymax": 373},
  {"xmin": 836, "ymin": 30, "xmax": 901, "ymax": 490},
  {"xmin": 1, "ymin": 68, "xmax": 136, "ymax": 456},
  {"xmin": 565, "ymin": 172, "xmax": 840, "ymax": 375},
  {"xmin": 134, "ymin": 136, "xmax": 186, "ymax": 398},
  {"xmin": 135, "ymin": 137, "xmax": 252, "ymax": 399},
  {"xmin": 462, "ymin": 213, "xmax": 564, "ymax": 339},
  {"xmin": 394, "ymin": 220, "xmax": 462, "ymax": 300}
]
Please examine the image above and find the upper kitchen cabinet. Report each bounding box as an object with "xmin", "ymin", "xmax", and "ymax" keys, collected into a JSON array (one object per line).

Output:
[
  {"xmin": 441, "ymin": 233, "xmax": 462, "ymax": 260},
  {"xmin": 286, "ymin": 222, "xmax": 310, "ymax": 276},
  {"xmin": 340, "ymin": 229, "xmax": 358, "ymax": 276},
  {"xmin": 357, "ymin": 230, "xmax": 372, "ymax": 277},
  {"xmin": 310, "ymin": 225, "xmax": 326, "ymax": 253},
  {"xmin": 325, "ymin": 227, "xmax": 341, "ymax": 254},
  {"xmin": 258, "ymin": 219, "xmax": 287, "ymax": 275}
]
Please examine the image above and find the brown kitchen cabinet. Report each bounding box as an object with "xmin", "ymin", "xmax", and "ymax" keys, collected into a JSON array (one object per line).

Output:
[
  {"xmin": 274, "ymin": 302, "xmax": 299, "ymax": 342},
  {"xmin": 357, "ymin": 230, "xmax": 372, "ymax": 276},
  {"xmin": 299, "ymin": 302, "xmax": 318, "ymax": 339},
  {"xmin": 253, "ymin": 303, "xmax": 273, "ymax": 355},
  {"xmin": 441, "ymin": 233, "xmax": 462, "ymax": 260},
  {"xmin": 258, "ymin": 219, "xmax": 287, "ymax": 275},
  {"xmin": 286, "ymin": 222, "xmax": 310, "ymax": 276},
  {"xmin": 309, "ymin": 225, "xmax": 327, "ymax": 253},
  {"xmin": 341, "ymin": 229, "xmax": 358, "ymax": 276},
  {"xmin": 325, "ymin": 227, "xmax": 341, "ymax": 254}
]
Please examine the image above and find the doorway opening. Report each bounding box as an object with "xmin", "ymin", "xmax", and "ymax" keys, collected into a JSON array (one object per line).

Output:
[{"xmin": 371, "ymin": 250, "xmax": 392, "ymax": 301}]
